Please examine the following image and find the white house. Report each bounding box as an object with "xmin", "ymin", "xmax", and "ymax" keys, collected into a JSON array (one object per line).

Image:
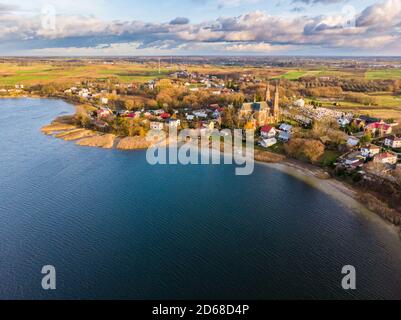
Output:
[
  {"xmin": 347, "ymin": 136, "xmax": 360, "ymax": 148},
  {"xmin": 384, "ymin": 136, "xmax": 401, "ymax": 149},
  {"xmin": 101, "ymin": 97, "xmax": 109, "ymax": 105},
  {"xmin": 259, "ymin": 138, "xmax": 277, "ymax": 148},
  {"xmin": 193, "ymin": 111, "xmax": 208, "ymax": 119},
  {"xmin": 279, "ymin": 123, "xmax": 293, "ymax": 134},
  {"xmin": 294, "ymin": 98, "xmax": 305, "ymax": 108},
  {"xmin": 338, "ymin": 117, "xmax": 350, "ymax": 128},
  {"xmin": 260, "ymin": 125, "xmax": 277, "ymax": 139},
  {"xmin": 150, "ymin": 122, "xmax": 164, "ymax": 131},
  {"xmin": 361, "ymin": 144, "xmax": 381, "ymax": 158},
  {"xmin": 279, "ymin": 131, "xmax": 291, "ymax": 142},
  {"xmin": 97, "ymin": 107, "xmax": 113, "ymax": 119},
  {"xmin": 166, "ymin": 119, "xmax": 181, "ymax": 129}
]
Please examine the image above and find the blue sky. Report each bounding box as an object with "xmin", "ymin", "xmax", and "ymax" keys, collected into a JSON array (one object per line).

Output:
[{"xmin": 0, "ymin": 0, "xmax": 400, "ymax": 55}]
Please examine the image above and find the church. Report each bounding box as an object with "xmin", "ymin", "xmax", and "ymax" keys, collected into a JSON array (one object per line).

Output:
[{"xmin": 238, "ymin": 83, "xmax": 280, "ymax": 128}]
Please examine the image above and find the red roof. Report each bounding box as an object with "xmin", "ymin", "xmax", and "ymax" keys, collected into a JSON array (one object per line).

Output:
[
  {"xmin": 261, "ymin": 125, "xmax": 274, "ymax": 133},
  {"xmin": 376, "ymin": 152, "xmax": 397, "ymax": 160},
  {"xmin": 161, "ymin": 113, "xmax": 171, "ymax": 119},
  {"xmin": 367, "ymin": 122, "xmax": 391, "ymax": 130}
]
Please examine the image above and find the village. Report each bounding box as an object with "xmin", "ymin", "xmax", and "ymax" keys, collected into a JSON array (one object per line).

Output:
[{"xmin": 2, "ymin": 66, "xmax": 401, "ymax": 191}]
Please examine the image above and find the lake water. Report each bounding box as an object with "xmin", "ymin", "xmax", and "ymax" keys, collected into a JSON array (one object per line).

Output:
[{"xmin": 1, "ymin": 98, "xmax": 401, "ymax": 300}]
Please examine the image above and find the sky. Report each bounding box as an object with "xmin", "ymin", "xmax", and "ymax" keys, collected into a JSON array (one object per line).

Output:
[{"xmin": 0, "ymin": 0, "xmax": 400, "ymax": 56}]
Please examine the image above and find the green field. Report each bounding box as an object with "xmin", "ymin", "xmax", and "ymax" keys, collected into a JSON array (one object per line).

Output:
[
  {"xmin": 365, "ymin": 69, "xmax": 401, "ymax": 80},
  {"xmin": 274, "ymin": 69, "xmax": 356, "ymax": 80},
  {"xmin": 0, "ymin": 62, "xmax": 175, "ymax": 86}
]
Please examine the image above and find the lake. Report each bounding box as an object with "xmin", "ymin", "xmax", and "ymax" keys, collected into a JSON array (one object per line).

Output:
[{"xmin": 1, "ymin": 98, "xmax": 401, "ymax": 300}]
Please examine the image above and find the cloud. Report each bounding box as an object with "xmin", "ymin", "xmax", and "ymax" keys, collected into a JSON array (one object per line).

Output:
[
  {"xmin": 292, "ymin": 0, "xmax": 347, "ymax": 5},
  {"xmin": 356, "ymin": 0, "xmax": 401, "ymax": 28},
  {"xmin": 170, "ymin": 17, "xmax": 190, "ymax": 25},
  {"xmin": 0, "ymin": 0, "xmax": 401, "ymax": 55},
  {"xmin": 0, "ymin": 3, "xmax": 19, "ymax": 13}
]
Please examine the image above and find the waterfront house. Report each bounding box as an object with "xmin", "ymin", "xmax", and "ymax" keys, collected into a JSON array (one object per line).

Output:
[
  {"xmin": 384, "ymin": 136, "xmax": 401, "ymax": 149},
  {"xmin": 259, "ymin": 138, "xmax": 277, "ymax": 148},
  {"xmin": 373, "ymin": 152, "xmax": 398, "ymax": 165},
  {"xmin": 261, "ymin": 125, "xmax": 277, "ymax": 139}
]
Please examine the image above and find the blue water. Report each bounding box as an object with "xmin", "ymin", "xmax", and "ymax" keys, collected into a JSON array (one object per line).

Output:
[{"xmin": 1, "ymin": 98, "xmax": 401, "ymax": 300}]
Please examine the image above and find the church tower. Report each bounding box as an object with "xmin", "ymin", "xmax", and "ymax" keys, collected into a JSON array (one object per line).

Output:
[
  {"xmin": 265, "ymin": 82, "xmax": 271, "ymax": 102},
  {"xmin": 273, "ymin": 84, "xmax": 280, "ymax": 119}
]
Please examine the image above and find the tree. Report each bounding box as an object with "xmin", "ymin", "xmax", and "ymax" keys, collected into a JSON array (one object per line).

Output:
[
  {"xmin": 360, "ymin": 131, "xmax": 372, "ymax": 144},
  {"xmin": 284, "ymin": 138, "xmax": 325, "ymax": 163},
  {"xmin": 222, "ymin": 108, "xmax": 236, "ymax": 129}
]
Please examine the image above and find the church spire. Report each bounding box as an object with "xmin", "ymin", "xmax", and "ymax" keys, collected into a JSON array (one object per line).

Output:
[
  {"xmin": 274, "ymin": 84, "xmax": 280, "ymax": 117},
  {"xmin": 265, "ymin": 82, "xmax": 271, "ymax": 102}
]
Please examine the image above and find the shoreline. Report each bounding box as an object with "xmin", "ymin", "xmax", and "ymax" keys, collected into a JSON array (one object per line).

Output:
[
  {"xmin": 263, "ymin": 158, "xmax": 401, "ymax": 239},
  {"xmin": 5, "ymin": 95, "xmax": 401, "ymax": 240}
]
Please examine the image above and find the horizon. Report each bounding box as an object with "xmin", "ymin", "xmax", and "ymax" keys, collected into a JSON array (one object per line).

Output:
[{"xmin": 0, "ymin": 0, "xmax": 400, "ymax": 56}]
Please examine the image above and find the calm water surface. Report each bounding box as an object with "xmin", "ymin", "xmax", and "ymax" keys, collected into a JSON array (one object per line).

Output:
[{"xmin": 1, "ymin": 98, "xmax": 401, "ymax": 300}]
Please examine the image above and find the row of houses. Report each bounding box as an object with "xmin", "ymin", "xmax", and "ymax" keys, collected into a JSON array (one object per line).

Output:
[{"xmin": 336, "ymin": 144, "xmax": 398, "ymax": 171}]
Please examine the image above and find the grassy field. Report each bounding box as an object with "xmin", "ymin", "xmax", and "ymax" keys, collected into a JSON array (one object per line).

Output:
[
  {"xmin": 273, "ymin": 68, "xmax": 358, "ymax": 80},
  {"xmin": 0, "ymin": 62, "xmax": 176, "ymax": 86},
  {"xmin": 366, "ymin": 69, "xmax": 401, "ymax": 80}
]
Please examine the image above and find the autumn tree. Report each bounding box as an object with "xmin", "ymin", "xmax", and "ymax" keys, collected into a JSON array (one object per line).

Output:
[{"xmin": 284, "ymin": 138, "xmax": 325, "ymax": 163}]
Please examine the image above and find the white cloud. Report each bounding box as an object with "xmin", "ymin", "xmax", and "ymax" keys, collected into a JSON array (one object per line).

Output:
[{"xmin": 0, "ymin": 0, "xmax": 400, "ymax": 55}]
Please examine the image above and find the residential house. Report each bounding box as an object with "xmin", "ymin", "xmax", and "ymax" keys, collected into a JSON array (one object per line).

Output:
[
  {"xmin": 361, "ymin": 144, "xmax": 381, "ymax": 158},
  {"xmin": 260, "ymin": 125, "xmax": 277, "ymax": 139},
  {"xmin": 338, "ymin": 117, "xmax": 350, "ymax": 128},
  {"xmin": 150, "ymin": 122, "xmax": 164, "ymax": 131},
  {"xmin": 384, "ymin": 135, "xmax": 401, "ymax": 149},
  {"xmin": 259, "ymin": 138, "xmax": 277, "ymax": 148},
  {"xmin": 165, "ymin": 119, "xmax": 181, "ymax": 129},
  {"xmin": 347, "ymin": 136, "xmax": 360, "ymax": 148},
  {"xmin": 373, "ymin": 152, "xmax": 398, "ymax": 165},
  {"xmin": 193, "ymin": 110, "xmax": 209, "ymax": 119},
  {"xmin": 278, "ymin": 123, "xmax": 292, "ymax": 141},
  {"xmin": 366, "ymin": 121, "xmax": 392, "ymax": 136},
  {"xmin": 294, "ymin": 98, "xmax": 305, "ymax": 108},
  {"xmin": 97, "ymin": 107, "xmax": 113, "ymax": 119}
]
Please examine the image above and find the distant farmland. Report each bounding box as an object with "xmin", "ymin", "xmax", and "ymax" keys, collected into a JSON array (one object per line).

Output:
[
  {"xmin": 366, "ymin": 69, "xmax": 401, "ymax": 80},
  {"xmin": 0, "ymin": 62, "xmax": 174, "ymax": 86}
]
